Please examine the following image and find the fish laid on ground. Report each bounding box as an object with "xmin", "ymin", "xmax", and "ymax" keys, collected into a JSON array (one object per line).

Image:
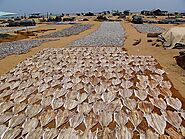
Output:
[
  {"xmin": 42, "ymin": 128, "xmax": 59, "ymax": 139},
  {"xmin": 140, "ymin": 129, "xmax": 159, "ymax": 139},
  {"xmin": 72, "ymin": 77, "xmax": 81, "ymax": 84},
  {"xmin": 84, "ymin": 113, "xmax": 99, "ymax": 129},
  {"xmin": 166, "ymin": 127, "xmax": 184, "ymax": 139},
  {"xmin": 101, "ymin": 91, "xmax": 116, "ymax": 103},
  {"xmin": 69, "ymin": 113, "xmax": 84, "ymax": 128},
  {"xmin": 0, "ymin": 112, "xmax": 12, "ymax": 124},
  {"xmin": 105, "ymin": 99, "xmax": 123, "ymax": 113},
  {"xmin": 64, "ymin": 99, "xmax": 78, "ymax": 110},
  {"xmin": 77, "ymin": 102, "xmax": 92, "ymax": 115},
  {"xmin": 80, "ymin": 129, "xmax": 96, "ymax": 139},
  {"xmin": 145, "ymin": 113, "xmax": 166, "ymax": 135},
  {"xmin": 121, "ymin": 80, "xmax": 133, "ymax": 89},
  {"xmin": 147, "ymin": 88, "xmax": 160, "ymax": 98},
  {"xmin": 112, "ymin": 78, "xmax": 122, "ymax": 86},
  {"xmin": 55, "ymin": 109, "xmax": 74, "ymax": 128},
  {"xmin": 28, "ymin": 93, "xmax": 42, "ymax": 104},
  {"xmin": 0, "ymin": 125, "xmax": 7, "ymax": 137},
  {"xmin": 51, "ymin": 97, "xmax": 64, "ymax": 110},
  {"xmin": 13, "ymin": 102, "xmax": 27, "ymax": 114},
  {"xmin": 0, "ymin": 82, "xmax": 10, "ymax": 92},
  {"xmin": 77, "ymin": 92, "xmax": 88, "ymax": 104},
  {"xmin": 134, "ymin": 89, "xmax": 148, "ymax": 101},
  {"xmin": 8, "ymin": 113, "xmax": 26, "ymax": 128},
  {"xmin": 138, "ymin": 101, "xmax": 154, "ymax": 114},
  {"xmin": 166, "ymin": 97, "xmax": 182, "ymax": 111},
  {"xmin": 149, "ymin": 97, "xmax": 167, "ymax": 110},
  {"xmin": 93, "ymin": 101, "xmax": 105, "ymax": 115},
  {"xmin": 118, "ymin": 88, "xmax": 133, "ymax": 98},
  {"xmin": 160, "ymin": 88, "xmax": 172, "ymax": 97},
  {"xmin": 114, "ymin": 110, "xmax": 129, "ymax": 127},
  {"xmin": 98, "ymin": 127, "xmax": 115, "ymax": 139},
  {"xmin": 10, "ymin": 81, "xmax": 21, "ymax": 90},
  {"xmin": 22, "ymin": 118, "xmax": 39, "ymax": 135},
  {"xmin": 115, "ymin": 125, "xmax": 133, "ymax": 139},
  {"xmin": 25, "ymin": 104, "xmax": 43, "ymax": 118},
  {"xmin": 53, "ymin": 88, "xmax": 68, "ymax": 98},
  {"xmin": 57, "ymin": 128, "xmax": 80, "ymax": 139},
  {"xmin": 0, "ymin": 89, "xmax": 12, "ymax": 99},
  {"xmin": 40, "ymin": 110, "xmax": 56, "ymax": 127},
  {"xmin": 122, "ymin": 98, "xmax": 137, "ymax": 110},
  {"xmin": 0, "ymin": 101, "xmax": 14, "ymax": 113},
  {"xmin": 148, "ymin": 80, "xmax": 158, "ymax": 89},
  {"xmin": 161, "ymin": 110, "xmax": 182, "ymax": 130},
  {"xmin": 25, "ymin": 127, "xmax": 43, "ymax": 139},
  {"xmin": 1, "ymin": 127, "xmax": 22, "ymax": 139},
  {"xmin": 38, "ymin": 83, "xmax": 50, "ymax": 93},
  {"xmin": 94, "ymin": 84, "xmax": 107, "ymax": 95},
  {"xmin": 41, "ymin": 96, "xmax": 52, "ymax": 108},
  {"xmin": 128, "ymin": 110, "xmax": 143, "ymax": 130},
  {"xmin": 88, "ymin": 93, "xmax": 101, "ymax": 103},
  {"xmin": 99, "ymin": 110, "xmax": 113, "ymax": 127}
]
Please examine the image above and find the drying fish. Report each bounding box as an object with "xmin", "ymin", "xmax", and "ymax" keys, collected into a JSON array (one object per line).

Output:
[
  {"xmin": 121, "ymin": 80, "xmax": 133, "ymax": 89},
  {"xmin": 99, "ymin": 110, "xmax": 113, "ymax": 127},
  {"xmin": 112, "ymin": 78, "xmax": 121, "ymax": 86},
  {"xmin": 77, "ymin": 92, "xmax": 88, "ymax": 104},
  {"xmin": 63, "ymin": 82, "xmax": 73, "ymax": 90},
  {"xmin": 64, "ymin": 99, "xmax": 78, "ymax": 110},
  {"xmin": 118, "ymin": 88, "xmax": 133, "ymax": 98},
  {"xmin": 166, "ymin": 127, "xmax": 184, "ymax": 139},
  {"xmin": 147, "ymin": 88, "xmax": 160, "ymax": 98},
  {"xmin": 98, "ymin": 127, "xmax": 115, "ymax": 139},
  {"xmin": 136, "ymin": 81, "xmax": 148, "ymax": 90},
  {"xmin": 25, "ymin": 127, "xmax": 43, "ymax": 139},
  {"xmin": 51, "ymin": 97, "xmax": 64, "ymax": 110},
  {"xmin": 82, "ymin": 77, "xmax": 90, "ymax": 84},
  {"xmin": 84, "ymin": 113, "xmax": 99, "ymax": 129},
  {"xmin": 128, "ymin": 110, "xmax": 143, "ymax": 130},
  {"xmin": 0, "ymin": 125, "xmax": 7, "ymax": 137},
  {"xmin": 93, "ymin": 101, "xmax": 105, "ymax": 115},
  {"xmin": 115, "ymin": 125, "xmax": 133, "ymax": 139},
  {"xmin": 140, "ymin": 129, "xmax": 159, "ymax": 139},
  {"xmin": 148, "ymin": 79, "xmax": 158, "ymax": 89},
  {"xmin": 43, "ymin": 128, "xmax": 59, "ymax": 139},
  {"xmin": 161, "ymin": 110, "xmax": 182, "ymax": 130},
  {"xmin": 180, "ymin": 110, "xmax": 185, "ymax": 120},
  {"xmin": 122, "ymin": 98, "xmax": 137, "ymax": 110},
  {"xmin": 69, "ymin": 113, "xmax": 84, "ymax": 128},
  {"xmin": 38, "ymin": 83, "xmax": 50, "ymax": 93},
  {"xmin": 80, "ymin": 129, "xmax": 96, "ymax": 139},
  {"xmin": 65, "ymin": 90, "xmax": 78, "ymax": 100},
  {"xmin": 0, "ymin": 89, "xmax": 12, "ymax": 99},
  {"xmin": 14, "ymin": 94, "xmax": 27, "ymax": 103},
  {"xmin": 160, "ymin": 81, "xmax": 172, "ymax": 89},
  {"xmin": 101, "ymin": 91, "xmax": 116, "ymax": 103},
  {"xmin": 1, "ymin": 127, "xmax": 22, "ymax": 139},
  {"xmin": 90, "ymin": 77, "xmax": 99, "ymax": 86},
  {"xmin": 44, "ymin": 76, "xmax": 53, "ymax": 83},
  {"xmin": 40, "ymin": 110, "xmax": 56, "ymax": 127},
  {"xmin": 0, "ymin": 112, "xmax": 12, "ymax": 124},
  {"xmin": 54, "ymin": 88, "xmax": 68, "ymax": 98},
  {"xmin": 105, "ymin": 98, "xmax": 123, "ymax": 112},
  {"xmin": 0, "ymin": 101, "xmax": 14, "ymax": 113},
  {"xmin": 28, "ymin": 93, "xmax": 42, "ymax": 104},
  {"xmin": 166, "ymin": 97, "xmax": 182, "ymax": 111},
  {"xmin": 9, "ymin": 113, "xmax": 26, "ymax": 128},
  {"xmin": 10, "ymin": 80, "xmax": 21, "ymax": 90},
  {"xmin": 114, "ymin": 110, "xmax": 129, "ymax": 127},
  {"xmin": 41, "ymin": 96, "xmax": 52, "ymax": 108},
  {"xmin": 137, "ymin": 75, "xmax": 148, "ymax": 82},
  {"xmin": 22, "ymin": 118, "xmax": 39, "ymax": 135},
  {"xmin": 180, "ymin": 126, "xmax": 185, "ymax": 137},
  {"xmin": 138, "ymin": 101, "xmax": 154, "ymax": 113},
  {"xmin": 72, "ymin": 77, "xmax": 81, "ymax": 84},
  {"xmin": 155, "ymin": 69, "xmax": 165, "ymax": 75},
  {"xmin": 160, "ymin": 87, "xmax": 172, "ymax": 97},
  {"xmin": 13, "ymin": 102, "xmax": 27, "ymax": 114},
  {"xmin": 150, "ymin": 74, "xmax": 163, "ymax": 83},
  {"xmin": 51, "ymin": 80, "xmax": 60, "ymax": 88},
  {"xmin": 57, "ymin": 128, "xmax": 80, "ymax": 139},
  {"xmin": 149, "ymin": 97, "xmax": 167, "ymax": 110},
  {"xmin": 144, "ymin": 113, "xmax": 166, "ymax": 135},
  {"xmin": 77, "ymin": 102, "xmax": 92, "ymax": 115},
  {"xmin": 25, "ymin": 104, "xmax": 43, "ymax": 118},
  {"xmin": 134, "ymin": 89, "xmax": 148, "ymax": 101},
  {"xmin": 94, "ymin": 84, "xmax": 107, "ymax": 95},
  {"xmin": 55, "ymin": 109, "xmax": 74, "ymax": 128},
  {"xmin": 0, "ymin": 82, "xmax": 10, "ymax": 92}
]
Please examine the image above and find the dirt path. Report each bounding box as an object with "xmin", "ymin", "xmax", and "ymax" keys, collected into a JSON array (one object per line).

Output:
[
  {"xmin": 0, "ymin": 21, "xmax": 101, "ymax": 76},
  {"xmin": 122, "ymin": 21, "xmax": 185, "ymax": 99}
]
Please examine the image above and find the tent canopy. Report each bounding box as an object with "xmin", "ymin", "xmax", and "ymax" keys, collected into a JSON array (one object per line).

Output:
[{"xmin": 0, "ymin": 11, "xmax": 17, "ymax": 17}]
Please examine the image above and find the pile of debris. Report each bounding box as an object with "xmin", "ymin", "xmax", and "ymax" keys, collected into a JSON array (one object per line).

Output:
[{"xmin": 175, "ymin": 51, "xmax": 185, "ymax": 69}]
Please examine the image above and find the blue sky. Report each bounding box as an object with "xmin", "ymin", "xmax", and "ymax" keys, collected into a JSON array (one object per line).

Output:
[{"xmin": 0, "ymin": 0, "xmax": 185, "ymax": 14}]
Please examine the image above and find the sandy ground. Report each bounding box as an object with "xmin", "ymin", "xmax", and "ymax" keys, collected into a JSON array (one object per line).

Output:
[
  {"xmin": 122, "ymin": 21, "xmax": 185, "ymax": 101},
  {"xmin": 0, "ymin": 21, "xmax": 100, "ymax": 76}
]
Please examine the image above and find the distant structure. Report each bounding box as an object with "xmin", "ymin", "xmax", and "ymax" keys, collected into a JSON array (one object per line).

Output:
[
  {"xmin": 29, "ymin": 13, "xmax": 41, "ymax": 18},
  {"xmin": 141, "ymin": 9, "xmax": 168, "ymax": 16}
]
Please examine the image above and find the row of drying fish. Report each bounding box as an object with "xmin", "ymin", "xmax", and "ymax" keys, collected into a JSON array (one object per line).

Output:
[{"xmin": 0, "ymin": 47, "xmax": 184, "ymax": 138}]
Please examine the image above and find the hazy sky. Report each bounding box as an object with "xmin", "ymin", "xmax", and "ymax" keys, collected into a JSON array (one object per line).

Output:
[{"xmin": 0, "ymin": 0, "xmax": 185, "ymax": 14}]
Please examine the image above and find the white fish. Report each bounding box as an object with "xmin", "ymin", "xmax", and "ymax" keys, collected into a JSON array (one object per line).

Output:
[
  {"xmin": 43, "ymin": 128, "xmax": 59, "ymax": 139},
  {"xmin": 10, "ymin": 80, "xmax": 21, "ymax": 90},
  {"xmin": 160, "ymin": 88, "xmax": 172, "ymax": 97},
  {"xmin": 0, "ymin": 89, "xmax": 12, "ymax": 99},
  {"xmin": 149, "ymin": 97, "xmax": 167, "ymax": 110},
  {"xmin": 57, "ymin": 128, "xmax": 80, "ymax": 139},
  {"xmin": 0, "ymin": 101, "xmax": 14, "ymax": 113},
  {"xmin": 101, "ymin": 91, "xmax": 116, "ymax": 103},
  {"xmin": 28, "ymin": 93, "xmax": 42, "ymax": 104},
  {"xmin": 128, "ymin": 110, "xmax": 143, "ymax": 130},
  {"xmin": 69, "ymin": 113, "xmax": 84, "ymax": 128},
  {"xmin": 118, "ymin": 88, "xmax": 133, "ymax": 98},
  {"xmin": 72, "ymin": 77, "xmax": 81, "ymax": 84},
  {"xmin": 77, "ymin": 92, "xmax": 88, "ymax": 104},
  {"xmin": 9, "ymin": 113, "xmax": 26, "ymax": 128},
  {"xmin": 51, "ymin": 97, "xmax": 64, "ymax": 110},
  {"xmin": 41, "ymin": 96, "xmax": 52, "ymax": 108},
  {"xmin": 112, "ymin": 78, "xmax": 121, "ymax": 86},
  {"xmin": 12, "ymin": 102, "xmax": 27, "ymax": 114},
  {"xmin": 25, "ymin": 104, "xmax": 43, "ymax": 118},
  {"xmin": 121, "ymin": 80, "xmax": 133, "ymax": 89},
  {"xmin": 0, "ymin": 82, "xmax": 10, "ymax": 92},
  {"xmin": 38, "ymin": 83, "xmax": 50, "ymax": 93},
  {"xmin": 161, "ymin": 110, "xmax": 182, "ymax": 130},
  {"xmin": 0, "ymin": 112, "xmax": 12, "ymax": 124},
  {"xmin": 22, "ymin": 118, "xmax": 39, "ymax": 135},
  {"xmin": 140, "ymin": 129, "xmax": 159, "ymax": 139},
  {"xmin": 84, "ymin": 113, "xmax": 99, "ymax": 129},
  {"xmin": 40, "ymin": 110, "xmax": 56, "ymax": 127},
  {"xmin": 134, "ymin": 89, "xmax": 148, "ymax": 101},
  {"xmin": 55, "ymin": 109, "xmax": 74, "ymax": 128},
  {"xmin": 122, "ymin": 98, "xmax": 137, "ymax": 110},
  {"xmin": 94, "ymin": 84, "xmax": 106, "ymax": 95},
  {"xmin": 64, "ymin": 99, "xmax": 78, "ymax": 110},
  {"xmin": 105, "ymin": 99, "xmax": 123, "ymax": 112},
  {"xmin": 144, "ymin": 113, "xmax": 166, "ymax": 135},
  {"xmin": 138, "ymin": 101, "xmax": 154, "ymax": 113},
  {"xmin": 114, "ymin": 110, "xmax": 129, "ymax": 127},
  {"xmin": 0, "ymin": 125, "xmax": 7, "ymax": 137},
  {"xmin": 115, "ymin": 125, "xmax": 133, "ymax": 139},
  {"xmin": 147, "ymin": 88, "xmax": 160, "ymax": 98},
  {"xmin": 99, "ymin": 110, "xmax": 113, "ymax": 127},
  {"xmin": 25, "ymin": 127, "xmax": 43, "ymax": 139},
  {"xmin": 1, "ymin": 127, "xmax": 22, "ymax": 139},
  {"xmin": 77, "ymin": 102, "xmax": 92, "ymax": 115},
  {"xmin": 166, "ymin": 127, "xmax": 184, "ymax": 139},
  {"xmin": 54, "ymin": 88, "xmax": 68, "ymax": 98},
  {"xmin": 93, "ymin": 101, "xmax": 106, "ymax": 115},
  {"xmin": 166, "ymin": 97, "xmax": 182, "ymax": 111}
]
